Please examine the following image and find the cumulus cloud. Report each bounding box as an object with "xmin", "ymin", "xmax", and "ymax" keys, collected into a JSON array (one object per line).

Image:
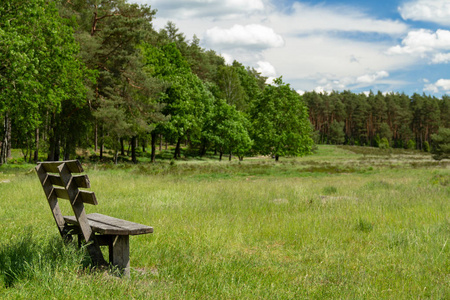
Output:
[
  {"xmin": 387, "ymin": 29, "xmax": 450, "ymax": 55},
  {"xmin": 270, "ymin": 2, "xmax": 408, "ymax": 35},
  {"xmin": 204, "ymin": 24, "xmax": 284, "ymax": 50},
  {"xmin": 221, "ymin": 53, "xmax": 234, "ymax": 65},
  {"xmin": 311, "ymin": 71, "xmax": 390, "ymax": 93},
  {"xmin": 432, "ymin": 53, "xmax": 450, "ymax": 64},
  {"xmin": 141, "ymin": 0, "xmax": 264, "ymax": 19},
  {"xmin": 356, "ymin": 71, "xmax": 389, "ymax": 83},
  {"xmin": 424, "ymin": 79, "xmax": 450, "ymax": 93},
  {"xmin": 399, "ymin": 0, "xmax": 450, "ymax": 26},
  {"xmin": 255, "ymin": 61, "xmax": 277, "ymax": 78}
]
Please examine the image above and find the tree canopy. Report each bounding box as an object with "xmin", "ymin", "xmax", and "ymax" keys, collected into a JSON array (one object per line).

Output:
[{"xmin": 2, "ymin": 0, "xmax": 448, "ymax": 165}]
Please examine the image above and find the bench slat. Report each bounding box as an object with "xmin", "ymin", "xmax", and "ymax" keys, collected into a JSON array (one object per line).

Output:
[
  {"xmin": 52, "ymin": 187, "xmax": 98, "ymax": 205},
  {"xmin": 47, "ymin": 174, "xmax": 91, "ymax": 188},
  {"xmin": 38, "ymin": 160, "xmax": 83, "ymax": 173},
  {"xmin": 64, "ymin": 213, "xmax": 153, "ymax": 235}
]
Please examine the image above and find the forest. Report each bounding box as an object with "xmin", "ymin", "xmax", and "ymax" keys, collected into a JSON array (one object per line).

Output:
[{"xmin": 0, "ymin": 0, "xmax": 449, "ymax": 165}]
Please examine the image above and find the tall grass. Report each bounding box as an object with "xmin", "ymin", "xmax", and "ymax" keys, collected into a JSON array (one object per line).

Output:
[{"xmin": 0, "ymin": 145, "xmax": 449, "ymax": 298}]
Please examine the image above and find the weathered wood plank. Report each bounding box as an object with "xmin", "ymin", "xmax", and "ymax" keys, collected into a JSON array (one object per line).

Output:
[
  {"xmin": 64, "ymin": 213, "xmax": 153, "ymax": 235},
  {"xmin": 77, "ymin": 190, "xmax": 97, "ymax": 205},
  {"xmin": 51, "ymin": 187, "xmax": 97, "ymax": 205},
  {"xmin": 38, "ymin": 160, "xmax": 83, "ymax": 173},
  {"xmin": 35, "ymin": 164, "xmax": 66, "ymax": 236},
  {"xmin": 47, "ymin": 174, "xmax": 90, "ymax": 188},
  {"xmin": 112, "ymin": 235, "xmax": 130, "ymax": 277}
]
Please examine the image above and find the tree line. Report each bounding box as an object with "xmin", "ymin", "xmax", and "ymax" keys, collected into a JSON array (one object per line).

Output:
[
  {"xmin": 0, "ymin": 0, "xmax": 313, "ymax": 164},
  {"xmin": 304, "ymin": 91, "xmax": 450, "ymax": 151},
  {"xmin": 1, "ymin": 1, "xmax": 449, "ymax": 165}
]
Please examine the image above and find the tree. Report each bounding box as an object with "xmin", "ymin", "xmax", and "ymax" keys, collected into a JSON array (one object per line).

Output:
[
  {"xmin": 0, "ymin": 0, "xmax": 88, "ymax": 164},
  {"xmin": 61, "ymin": 0, "xmax": 164, "ymax": 163},
  {"xmin": 202, "ymin": 98, "xmax": 252, "ymax": 160},
  {"xmin": 250, "ymin": 77, "xmax": 313, "ymax": 161},
  {"xmin": 328, "ymin": 121, "xmax": 345, "ymax": 145},
  {"xmin": 431, "ymin": 127, "xmax": 450, "ymax": 160},
  {"xmin": 142, "ymin": 42, "xmax": 211, "ymax": 159}
]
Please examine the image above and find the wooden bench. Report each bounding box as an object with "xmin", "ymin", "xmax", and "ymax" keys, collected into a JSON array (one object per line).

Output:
[{"xmin": 35, "ymin": 160, "xmax": 153, "ymax": 276}]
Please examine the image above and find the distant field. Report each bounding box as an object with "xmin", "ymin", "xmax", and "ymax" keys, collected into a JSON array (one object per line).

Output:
[{"xmin": 0, "ymin": 145, "xmax": 449, "ymax": 299}]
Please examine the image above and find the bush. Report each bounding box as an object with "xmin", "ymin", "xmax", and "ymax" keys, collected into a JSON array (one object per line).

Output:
[
  {"xmin": 423, "ymin": 141, "xmax": 430, "ymax": 152},
  {"xmin": 379, "ymin": 137, "xmax": 390, "ymax": 149},
  {"xmin": 431, "ymin": 127, "xmax": 450, "ymax": 160},
  {"xmin": 407, "ymin": 139, "xmax": 416, "ymax": 150}
]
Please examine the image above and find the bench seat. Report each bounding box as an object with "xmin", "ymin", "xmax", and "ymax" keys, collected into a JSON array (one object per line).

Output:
[{"xmin": 64, "ymin": 213, "xmax": 153, "ymax": 235}]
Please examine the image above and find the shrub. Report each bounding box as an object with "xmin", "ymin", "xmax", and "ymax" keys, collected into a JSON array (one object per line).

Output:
[
  {"xmin": 431, "ymin": 127, "xmax": 450, "ymax": 160},
  {"xmin": 379, "ymin": 137, "xmax": 390, "ymax": 149},
  {"xmin": 407, "ymin": 139, "xmax": 416, "ymax": 150}
]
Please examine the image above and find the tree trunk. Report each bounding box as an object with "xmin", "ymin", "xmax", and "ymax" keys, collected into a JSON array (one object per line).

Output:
[
  {"xmin": 159, "ymin": 134, "xmax": 162, "ymax": 151},
  {"xmin": 219, "ymin": 152, "xmax": 223, "ymax": 161},
  {"xmin": 6, "ymin": 113, "xmax": 11, "ymax": 159},
  {"xmin": 142, "ymin": 139, "xmax": 146, "ymax": 153},
  {"xmin": 229, "ymin": 152, "xmax": 232, "ymax": 161},
  {"xmin": 34, "ymin": 128, "xmax": 39, "ymax": 162},
  {"xmin": 275, "ymin": 155, "xmax": 279, "ymax": 161},
  {"xmin": 54, "ymin": 134, "xmax": 61, "ymax": 161},
  {"xmin": 114, "ymin": 138, "xmax": 119, "ymax": 165},
  {"xmin": 199, "ymin": 140, "xmax": 207, "ymax": 157},
  {"xmin": 131, "ymin": 135, "xmax": 137, "ymax": 164},
  {"xmin": 99, "ymin": 127, "xmax": 104, "ymax": 160},
  {"xmin": 174, "ymin": 138, "xmax": 181, "ymax": 159},
  {"xmin": 1, "ymin": 112, "xmax": 11, "ymax": 165},
  {"xmin": 94, "ymin": 122, "xmax": 98, "ymax": 152},
  {"xmin": 120, "ymin": 138, "xmax": 125, "ymax": 156},
  {"xmin": 47, "ymin": 114, "xmax": 56, "ymax": 161},
  {"xmin": 151, "ymin": 132, "xmax": 157, "ymax": 163}
]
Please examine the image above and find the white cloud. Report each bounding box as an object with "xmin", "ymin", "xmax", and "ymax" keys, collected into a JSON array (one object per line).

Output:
[
  {"xmin": 221, "ymin": 53, "xmax": 234, "ymax": 65},
  {"xmin": 312, "ymin": 71, "xmax": 389, "ymax": 92},
  {"xmin": 432, "ymin": 52, "xmax": 450, "ymax": 64},
  {"xmin": 356, "ymin": 71, "xmax": 389, "ymax": 83},
  {"xmin": 387, "ymin": 29, "xmax": 450, "ymax": 56},
  {"xmin": 264, "ymin": 34, "xmax": 413, "ymax": 92},
  {"xmin": 255, "ymin": 61, "xmax": 277, "ymax": 77},
  {"xmin": 128, "ymin": 0, "xmax": 423, "ymax": 94},
  {"xmin": 424, "ymin": 78, "xmax": 450, "ymax": 93},
  {"xmin": 204, "ymin": 24, "xmax": 284, "ymax": 50},
  {"xmin": 270, "ymin": 2, "xmax": 408, "ymax": 35},
  {"xmin": 141, "ymin": 0, "xmax": 265, "ymax": 19},
  {"xmin": 399, "ymin": 0, "xmax": 450, "ymax": 26}
]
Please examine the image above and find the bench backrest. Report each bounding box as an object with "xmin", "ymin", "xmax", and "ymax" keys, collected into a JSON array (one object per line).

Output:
[{"xmin": 36, "ymin": 160, "xmax": 98, "ymax": 244}]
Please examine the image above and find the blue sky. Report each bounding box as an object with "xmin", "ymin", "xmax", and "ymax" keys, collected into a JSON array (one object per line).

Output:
[{"xmin": 130, "ymin": 0, "xmax": 450, "ymax": 97}]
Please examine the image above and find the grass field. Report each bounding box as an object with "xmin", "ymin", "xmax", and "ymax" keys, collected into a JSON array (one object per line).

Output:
[{"xmin": 0, "ymin": 145, "xmax": 449, "ymax": 299}]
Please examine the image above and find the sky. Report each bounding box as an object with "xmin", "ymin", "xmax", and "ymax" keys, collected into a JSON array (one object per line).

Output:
[{"xmin": 129, "ymin": 0, "xmax": 450, "ymax": 97}]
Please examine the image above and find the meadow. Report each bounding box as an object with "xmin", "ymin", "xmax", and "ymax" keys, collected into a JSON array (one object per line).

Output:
[{"xmin": 0, "ymin": 145, "xmax": 449, "ymax": 299}]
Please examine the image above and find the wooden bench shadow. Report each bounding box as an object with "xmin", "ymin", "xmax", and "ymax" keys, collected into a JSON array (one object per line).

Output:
[{"xmin": 36, "ymin": 160, "xmax": 153, "ymax": 277}]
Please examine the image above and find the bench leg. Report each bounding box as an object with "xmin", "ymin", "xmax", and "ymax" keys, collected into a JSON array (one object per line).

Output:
[{"xmin": 111, "ymin": 235, "xmax": 130, "ymax": 277}]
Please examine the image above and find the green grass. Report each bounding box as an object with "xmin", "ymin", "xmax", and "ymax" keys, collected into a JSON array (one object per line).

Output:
[{"xmin": 0, "ymin": 145, "xmax": 449, "ymax": 298}]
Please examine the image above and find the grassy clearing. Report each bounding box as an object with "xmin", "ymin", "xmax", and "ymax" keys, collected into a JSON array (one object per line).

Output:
[{"xmin": 0, "ymin": 145, "xmax": 449, "ymax": 298}]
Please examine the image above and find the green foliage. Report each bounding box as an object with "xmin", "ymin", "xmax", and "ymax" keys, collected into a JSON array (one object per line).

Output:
[
  {"xmin": 423, "ymin": 141, "xmax": 430, "ymax": 152},
  {"xmin": 379, "ymin": 137, "xmax": 390, "ymax": 149},
  {"xmin": 0, "ymin": 0, "xmax": 89, "ymax": 162},
  {"xmin": 407, "ymin": 139, "xmax": 416, "ymax": 150},
  {"xmin": 328, "ymin": 121, "xmax": 345, "ymax": 145},
  {"xmin": 250, "ymin": 77, "xmax": 313, "ymax": 160},
  {"xmin": 431, "ymin": 127, "xmax": 450, "ymax": 160},
  {"xmin": 202, "ymin": 99, "xmax": 252, "ymax": 160}
]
